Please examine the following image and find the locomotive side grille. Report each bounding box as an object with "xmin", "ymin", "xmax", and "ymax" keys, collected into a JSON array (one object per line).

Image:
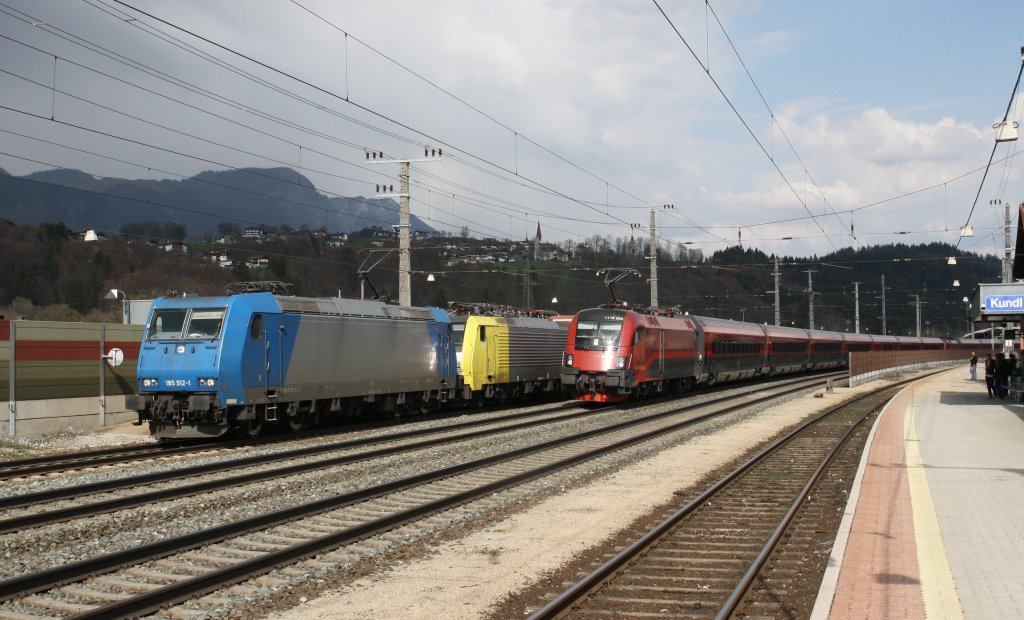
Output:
[{"xmin": 506, "ymin": 329, "xmax": 566, "ymax": 366}]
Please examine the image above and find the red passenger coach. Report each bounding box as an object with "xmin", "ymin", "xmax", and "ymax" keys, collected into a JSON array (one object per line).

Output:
[
  {"xmin": 691, "ymin": 316, "xmax": 767, "ymax": 384},
  {"xmin": 869, "ymin": 334, "xmax": 901, "ymax": 351},
  {"xmin": 560, "ymin": 307, "xmax": 699, "ymax": 402},
  {"xmin": 762, "ymin": 324, "xmax": 812, "ymax": 375},
  {"xmin": 842, "ymin": 332, "xmax": 873, "ymax": 354},
  {"xmin": 808, "ymin": 330, "xmax": 846, "ymax": 369}
]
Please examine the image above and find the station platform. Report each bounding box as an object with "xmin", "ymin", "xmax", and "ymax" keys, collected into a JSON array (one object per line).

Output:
[{"xmin": 812, "ymin": 367, "xmax": 1024, "ymax": 619}]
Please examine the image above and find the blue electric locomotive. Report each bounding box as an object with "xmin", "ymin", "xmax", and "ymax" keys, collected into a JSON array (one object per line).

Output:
[{"xmin": 126, "ymin": 291, "xmax": 458, "ymax": 439}]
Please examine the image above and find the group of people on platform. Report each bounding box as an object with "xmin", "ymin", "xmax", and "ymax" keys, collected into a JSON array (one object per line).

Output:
[{"xmin": 974, "ymin": 350, "xmax": 1020, "ymax": 399}]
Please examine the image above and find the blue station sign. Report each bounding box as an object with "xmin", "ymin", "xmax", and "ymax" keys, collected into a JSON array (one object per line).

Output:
[{"xmin": 983, "ymin": 295, "xmax": 1024, "ymax": 313}]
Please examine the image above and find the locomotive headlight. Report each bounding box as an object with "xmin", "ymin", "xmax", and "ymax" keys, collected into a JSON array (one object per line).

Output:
[
  {"xmin": 565, "ymin": 354, "xmax": 574, "ymax": 367},
  {"xmin": 198, "ymin": 378, "xmax": 217, "ymax": 387},
  {"xmin": 141, "ymin": 378, "xmax": 158, "ymax": 387},
  {"xmin": 616, "ymin": 356, "xmax": 627, "ymax": 369}
]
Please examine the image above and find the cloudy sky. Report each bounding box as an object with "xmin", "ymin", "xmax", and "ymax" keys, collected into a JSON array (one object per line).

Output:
[{"xmin": 0, "ymin": 0, "xmax": 1021, "ymax": 259}]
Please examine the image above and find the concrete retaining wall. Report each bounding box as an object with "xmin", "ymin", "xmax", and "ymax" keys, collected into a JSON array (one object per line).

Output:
[{"xmin": 1, "ymin": 395, "xmax": 137, "ymax": 437}]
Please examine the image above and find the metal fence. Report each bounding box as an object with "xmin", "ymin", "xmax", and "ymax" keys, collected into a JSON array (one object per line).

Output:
[{"xmin": 2, "ymin": 320, "xmax": 143, "ymax": 436}]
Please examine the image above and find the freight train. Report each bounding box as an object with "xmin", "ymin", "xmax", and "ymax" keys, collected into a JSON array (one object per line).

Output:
[
  {"xmin": 560, "ymin": 305, "xmax": 992, "ymax": 402},
  {"xmin": 126, "ymin": 290, "xmax": 566, "ymax": 439}
]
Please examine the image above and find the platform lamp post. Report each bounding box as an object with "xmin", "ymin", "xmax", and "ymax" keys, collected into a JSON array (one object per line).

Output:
[{"xmin": 104, "ymin": 289, "xmax": 129, "ymax": 324}]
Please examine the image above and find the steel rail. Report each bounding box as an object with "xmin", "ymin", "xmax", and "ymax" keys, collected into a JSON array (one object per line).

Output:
[
  {"xmin": 0, "ymin": 374, "xmax": 833, "ymax": 608},
  {"xmin": 0, "ymin": 404, "xmax": 612, "ymax": 533},
  {"xmin": 527, "ymin": 370, "xmax": 939, "ymax": 619},
  {"xmin": 714, "ymin": 391, "xmax": 887, "ymax": 618},
  {"xmin": 64, "ymin": 375, "xmax": 838, "ymax": 619},
  {"xmin": 0, "ymin": 373, "xmax": 839, "ymax": 525},
  {"xmin": 0, "ymin": 401, "xmax": 582, "ymax": 510},
  {"xmin": 0, "ymin": 400, "xmax": 573, "ymax": 479}
]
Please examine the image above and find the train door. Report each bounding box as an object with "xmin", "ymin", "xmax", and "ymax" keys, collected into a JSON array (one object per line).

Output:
[
  {"xmin": 486, "ymin": 325, "xmax": 501, "ymax": 383},
  {"xmin": 657, "ymin": 329, "xmax": 665, "ymax": 377},
  {"xmin": 261, "ymin": 316, "xmax": 284, "ymax": 421}
]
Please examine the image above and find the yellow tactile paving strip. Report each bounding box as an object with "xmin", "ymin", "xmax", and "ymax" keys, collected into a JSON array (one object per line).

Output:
[{"xmin": 904, "ymin": 382, "xmax": 963, "ymax": 619}]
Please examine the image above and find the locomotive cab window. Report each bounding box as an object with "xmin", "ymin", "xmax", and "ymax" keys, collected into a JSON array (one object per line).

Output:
[
  {"xmin": 147, "ymin": 309, "xmax": 188, "ymax": 340},
  {"xmin": 575, "ymin": 320, "xmax": 622, "ymax": 350},
  {"xmin": 250, "ymin": 314, "xmax": 263, "ymax": 340},
  {"xmin": 185, "ymin": 309, "xmax": 226, "ymax": 339}
]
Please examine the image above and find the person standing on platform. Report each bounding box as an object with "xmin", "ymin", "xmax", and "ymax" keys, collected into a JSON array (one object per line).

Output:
[
  {"xmin": 994, "ymin": 352, "xmax": 1008, "ymax": 399},
  {"xmin": 984, "ymin": 353, "xmax": 995, "ymax": 398},
  {"xmin": 969, "ymin": 351, "xmax": 978, "ymax": 380}
]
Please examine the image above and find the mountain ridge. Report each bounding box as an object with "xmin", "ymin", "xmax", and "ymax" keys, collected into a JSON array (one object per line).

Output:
[{"xmin": 0, "ymin": 166, "xmax": 432, "ymax": 237}]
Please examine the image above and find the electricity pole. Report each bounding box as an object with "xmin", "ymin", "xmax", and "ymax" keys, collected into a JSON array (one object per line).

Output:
[
  {"xmin": 773, "ymin": 257, "xmax": 781, "ymax": 326},
  {"xmin": 366, "ymin": 148, "xmax": 442, "ymax": 305},
  {"xmin": 880, "ymin": 275, "xmax": 888, "ymax": 335},
  {"xmin": 804, "ymin": 269, "xmax": 816, "ymax": 330},
  {"xmin": 853, "ymin": 281, "xmax": 861, "ymax": 333},
  {"xmin": 649, "ymin": 208, "xmax": 658, "ymax": 310},
  {"xmin": 910, "ymin": 294, "xmax": 923, "ymax": 337},
  {"xmin": 647, "ymin": 205, "xmax": 672, "ymax": 310}
]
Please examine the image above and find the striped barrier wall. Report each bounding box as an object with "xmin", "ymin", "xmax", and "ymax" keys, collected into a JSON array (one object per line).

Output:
[
  {"xmin": 848, "ymin": 350, "xmax": 975, "ymax": 386},
  {"xmin": 2, "ymin": 320, "xmax": 144, "ymax": 437}
]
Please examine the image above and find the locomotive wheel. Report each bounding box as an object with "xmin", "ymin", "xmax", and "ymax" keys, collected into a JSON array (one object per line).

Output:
[
  {"xmin": 240, "ymin": 415, "xmax": 263, "ymax": 438},
  {"xmin": 286, "ymin": 412, "xmax": 314, "ymax": 432}
]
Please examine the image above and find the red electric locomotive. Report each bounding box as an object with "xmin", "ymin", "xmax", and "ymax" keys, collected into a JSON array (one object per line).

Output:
[{"xmin": 560, "ymin": 306, "xmax": 699, "ymax": 402}]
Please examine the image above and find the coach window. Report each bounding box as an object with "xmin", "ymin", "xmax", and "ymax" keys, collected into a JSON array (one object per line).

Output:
[{"xmin": 250, "ymin": 314, "xmax": 263, "ymax": 339}]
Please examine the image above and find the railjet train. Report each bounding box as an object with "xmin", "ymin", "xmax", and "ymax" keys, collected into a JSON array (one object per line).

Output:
[
  {"xmin": 560, "ymin": 304, "xmax": 992, "ymax": 403},
  {"xmin": 126, "ymin": 289, "xmax": 566, "ymax": 439}
]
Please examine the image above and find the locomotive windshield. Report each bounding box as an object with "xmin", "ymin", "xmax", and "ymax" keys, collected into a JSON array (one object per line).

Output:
[
  {"xmin": 574, "ymin": 319, "xmax": 623, "ymax": 350},
  {"xmin": 147, "ymin": 308, "xmax": 226, "ymax": 340},
  {"xmin": 185, "ymin": 309, "xmax": 226, "ymax": 339},
  {"xmin": 147, "ymin": 309, "xmax": 188, "ymax": 340}
]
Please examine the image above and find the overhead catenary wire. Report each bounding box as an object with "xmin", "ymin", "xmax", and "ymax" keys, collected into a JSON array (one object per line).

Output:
[
  {"xmin": 0, "ymin": 32, "xmax": 586, "ymax": 242},
  {"xmin": 101, "ymin": 0, "xmax": 659, "ymax": 237},
  {"xmin": 651, "ymin": 0, "xmax": 839, "ymax": 252},
  {"xmin": 703, "ymin": 1, "xmax": 850, "ymax": 241},
  {"xmin": 0, "ymin": 1, "xmax": 1016, "ymax": 256},
  {"xmin": 0, "ymin": 2, "xmax": 612, "ymax": 243},
  {"xmin": 956, "ymin": 51, "xmax": 1024, "ymax": 248}
]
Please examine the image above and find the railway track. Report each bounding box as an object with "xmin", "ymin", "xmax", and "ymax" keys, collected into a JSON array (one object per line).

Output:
[
  {"xmin": 525, "ymin": 375, "xmax": 927, "ymax": 619},
  {"xmin": 0, "ymin": 373, "xmax": 843, "ymax": 534},
  {"xmin": 0, "ymin": 400, "xmax": 603, "ymax": 533},
  {"xmin": 0, "ymin": 374, "xmax": 839, "ymax": 619},
  {"xmin": 0, "ymin": 403, "xmax": 542, "ymax": 480}
]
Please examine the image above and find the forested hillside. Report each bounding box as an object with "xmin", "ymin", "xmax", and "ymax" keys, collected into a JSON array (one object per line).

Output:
[{"xmin": 0, "ymin": 219, "xmax": 999, "ymax": 338}]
